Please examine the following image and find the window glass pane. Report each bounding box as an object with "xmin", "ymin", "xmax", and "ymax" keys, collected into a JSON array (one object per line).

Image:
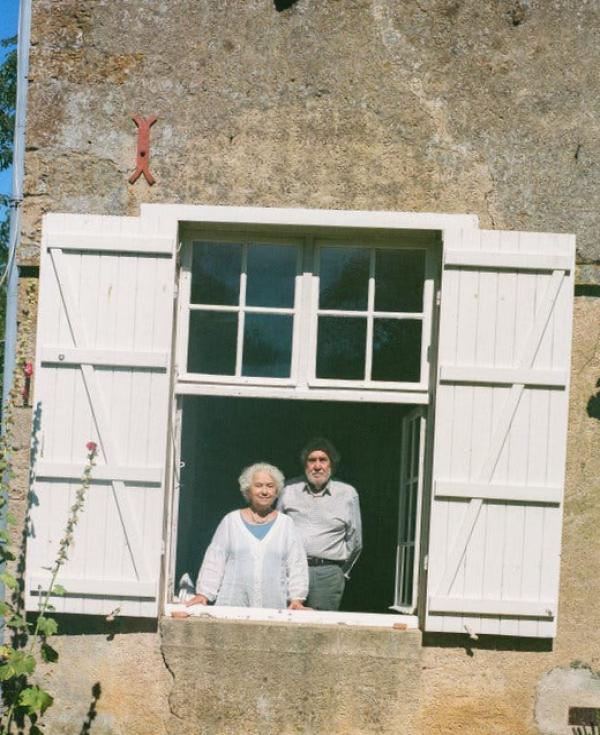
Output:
[
  {"xmin": 316, "ymin": 317, "xmax": 366, "ymax": 380},
  {"xmin": 372, "ymin": 319, "xmax": 422, "ymax": 382},
  {"xmin": 191, "ymin": 242, "xmax": 242, "ymax": 305},
  {"xmin": 242, "ymin": 314, "xmax": 293, "ymax": 378},
  {"xmin": 187, "ymin": 311, "xmax": 237, "ymax": 375},
  {"xmin": 375, "ymin": 249, "xmax": 425, "ymax": 313},
  {"xmin": 319, "ymin": 246, "xmax": 369, "ymax": 311},
  {"xmin": 246, "ymin": 244, "xmax": 297, "ymax": 308}
]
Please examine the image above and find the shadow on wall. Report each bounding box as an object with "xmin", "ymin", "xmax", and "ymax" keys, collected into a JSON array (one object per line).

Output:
[
  {"xmin": 79, "ymin": 683, "xmax": 101, "ymax": 735},
  {"xmin": 274, "ymin": 0, "xmax": 300, "ymax": 10},
  {"xmin": 587, "ymin": 379, "xmax": 600, "ymax": 420},
  {"xmin": 422, "ymin": 632, "xmax": 553, "ymax": 656}
]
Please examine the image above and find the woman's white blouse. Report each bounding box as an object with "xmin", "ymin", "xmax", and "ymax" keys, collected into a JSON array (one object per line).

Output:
[{"xmin": 195, "ymin": 511, "xmax": 309, "ymax": 608}]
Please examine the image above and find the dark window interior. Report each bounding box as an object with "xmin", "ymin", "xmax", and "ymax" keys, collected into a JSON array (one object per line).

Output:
[{"xmin": 175, "ymin": 396, "xmax": 417, "ymax": 614}]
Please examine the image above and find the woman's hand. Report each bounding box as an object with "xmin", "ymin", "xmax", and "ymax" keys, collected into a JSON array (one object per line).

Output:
[
  {"xmin": 185, "ymin": 594, "xmax": 209, "ymax": 607},
  {"xmin": 288, "ymin": 599, "xmax": 310, "ymax": 610}
]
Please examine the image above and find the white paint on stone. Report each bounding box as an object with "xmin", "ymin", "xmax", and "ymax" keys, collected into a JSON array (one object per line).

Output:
[{"xmin": 535, "ymin": 667, "xmax": 600, "ymax": 735}]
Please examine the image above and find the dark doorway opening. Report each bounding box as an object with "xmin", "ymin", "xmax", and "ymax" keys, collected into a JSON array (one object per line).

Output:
[{"xmin": 175, "ymin": 395, "xmax": 417, "ymax": 614}]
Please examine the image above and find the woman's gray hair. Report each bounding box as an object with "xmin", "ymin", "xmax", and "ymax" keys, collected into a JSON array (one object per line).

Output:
[{"xmin": 238, "ymin": 462, "xmax": 285, "ymax": 501}]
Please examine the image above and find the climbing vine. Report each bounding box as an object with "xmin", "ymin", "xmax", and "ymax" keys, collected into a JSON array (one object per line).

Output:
[{"xmin": 0, "ymin": 284, "xmax": 97, "ymax": 733}]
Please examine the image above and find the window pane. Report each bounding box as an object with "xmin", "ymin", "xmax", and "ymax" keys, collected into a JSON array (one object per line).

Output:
[
  {"xmin": 372, "ymin": 319, "xmax": 422, "ymax": 382},
  {"xmin": 375, "ymin": 249, "xmax": 425, "ymax": 313},
  {"xmin": 191, "ymin": 242, "xmax": 242, "ymax": 305},
  {"xmin": 242, "ymin": 314, "xmax": 293, "ymax": 378},
  {"xmin": 187, "ymin": 311, "xmax": 237, "ymax": 375},
  {"xmin": 316, "ymin": 317, "xmax": 366, "ymax": 380},
  {"xmin": 246, "ymin": 244, "xmax": 297, "ymax": 308},
  {"xmin": 319, "ymin": 246, "xmax": 369, "ymax": 311}
]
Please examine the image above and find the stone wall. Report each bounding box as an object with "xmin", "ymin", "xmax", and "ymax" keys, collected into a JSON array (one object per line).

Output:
[
  {"xmin": 21, "ymin": 0, "xmax": 600, "ymax": 274},
  {"xmin": 12, "ymin": 1, "xmax": 600, "ymax": 733}
]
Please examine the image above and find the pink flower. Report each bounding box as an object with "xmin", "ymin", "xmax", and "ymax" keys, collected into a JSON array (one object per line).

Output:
[
  {"xmin": 86, "ymin": 441, "xmax": 98, "ymax": 453},
  {"xmin": 23, "ymin": 362, "xmax": 33, "ymax": 377}
]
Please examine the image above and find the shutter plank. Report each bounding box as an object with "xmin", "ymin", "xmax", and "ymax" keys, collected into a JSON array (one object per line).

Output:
[
  {"xmin": 47, "ymin": 231, "xmax": 173, "ymax": 254},
  {"xmin": 434, "ymin": 481, "xmax": 562, "ymax": 503},
  {"xmin": 40, "ymin": 347, "xmax": 168, "ymax": 370},
  {"xmin": 444, "ymin": 250, "xmax": 571, "ymax": 271},
  {"xmin": 439, "ymin": 365, "xmax": 567, "ymax": 387},
  {"xmin": 36, "ymin": 462, "xmax": 163, "ymax": 484},
  {"xmin": 29, "ymin": 576, "xmax": 156, "ymax": 598}
]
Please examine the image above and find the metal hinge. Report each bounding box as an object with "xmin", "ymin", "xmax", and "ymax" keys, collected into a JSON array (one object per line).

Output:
[
  {"xmin": 435, "ymin": 289, "xmax": 441, "ymax": 307},
  {"xmin": 423, "ymin": 554, "xmax": 429, "ymax": 571},
  {"xmin": 173, "ymin": 284, "xmax": 178, "ymax": 299}
]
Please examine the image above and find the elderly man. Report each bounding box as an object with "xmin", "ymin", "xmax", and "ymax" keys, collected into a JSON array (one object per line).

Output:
[{"xmin": 277, "ymin": 438, "xmax": 362, "ymax": 611}]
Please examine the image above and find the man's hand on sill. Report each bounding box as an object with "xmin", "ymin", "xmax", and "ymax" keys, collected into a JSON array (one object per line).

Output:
[{"xmin": 185, "ymin": 594, "xmax": 209, "ymax": 607}]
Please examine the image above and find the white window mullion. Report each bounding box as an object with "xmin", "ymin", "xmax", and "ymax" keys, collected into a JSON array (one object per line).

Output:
[
  {"xmin": 316, "ymin": 308, "xmax": 371, "ymax": 318},
  {"xmin": 365, "ymin": 248, "xmax": 375, "ymax": 381},
  {"xmin": 371, "ymin": 311, "xmax": 424, "ymax": 321},
  {"xmin": 291, "ymin": 238, "xmax": 308, "ymax": 385},
  {"xmin": 244, "ymin": 306, "xmax": 295, "ymax": 315},
  {"xmin": 176, "ymin": 244, "xmax": 193, "ymax": 377},
  {"xmin": 307, "ymin": 239, "xmax": 321, "ymax": 384},
  {"xmin": 420, "ymin": 251, "xmax": 435, "ymax": 386},
  {"xmin": 235, "ymin": 245, "xmax": 248, "ymax": 378},
  {"xmin": 188, "ymin": 304, "xmax": 239, "ymax": 313}
]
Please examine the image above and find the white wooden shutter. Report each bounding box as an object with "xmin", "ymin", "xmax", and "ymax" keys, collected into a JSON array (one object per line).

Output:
[
  {"xmin": 26, "ymin": 213, "xmax": 177, "ymax": 617},
  {"xmin": 426, "ymin": 227, "xmax": 575, "ymax": 637}
]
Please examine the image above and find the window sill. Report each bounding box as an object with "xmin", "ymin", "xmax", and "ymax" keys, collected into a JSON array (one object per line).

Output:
[{"xmin": 164, "ymin": 603, "xmax": 418, "ymax": 629}]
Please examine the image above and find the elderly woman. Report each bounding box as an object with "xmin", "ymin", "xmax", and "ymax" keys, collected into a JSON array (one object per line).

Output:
[{"xmin": 185, "ymin": 462, "xmax": 309, "ymax": 610}]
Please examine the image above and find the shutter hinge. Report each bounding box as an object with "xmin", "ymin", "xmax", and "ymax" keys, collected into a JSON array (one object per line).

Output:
[
  {"xmin": 173, "ymin": 284, "xmax": 179, "ymax": 299},
  {"xmin": 435, "ymin": 289, "xmax": 441, "ymax": 307},
  {"xmin": 161, "ymin": 540, "xmax": 166, "ymax": 556},
  {"xmin": 423, "ymin": 554, "xmax": 428, "ymax": 571}
]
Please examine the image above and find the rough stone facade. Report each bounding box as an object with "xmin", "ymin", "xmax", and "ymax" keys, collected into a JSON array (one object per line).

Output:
[
  {"xmin": 20, "ymin": 0, "xmax": 600, "ymax": 272},
  {"xmin": 9, "ymin": 1, "xmax": 600, "ymax": 733}
]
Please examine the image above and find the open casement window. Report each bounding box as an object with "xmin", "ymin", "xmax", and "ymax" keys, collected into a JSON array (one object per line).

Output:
[
  {"xmin": 175, "ymin": 230, "xmax": 438, "ymax": 402},
  {"xmin": 393, "ymin": 407, "xmax": 426, "ymax": 613},
  {"xmin": 26, "ymin": 213, "xmax": 177, "ymax": 617},
  {"xmin": 425, "ymin": 228, "xmax": 575, "ymax": 638}
]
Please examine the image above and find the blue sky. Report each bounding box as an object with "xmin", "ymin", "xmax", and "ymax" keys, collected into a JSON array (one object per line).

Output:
[{"xmin": 1, "ymin": 0, "xmax": 20, "ymax": 221}]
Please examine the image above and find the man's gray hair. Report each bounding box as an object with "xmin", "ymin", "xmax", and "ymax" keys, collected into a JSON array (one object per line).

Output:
[{"xmin": 238, "ymin": 462, "xmax": 285, "ymax": 501}]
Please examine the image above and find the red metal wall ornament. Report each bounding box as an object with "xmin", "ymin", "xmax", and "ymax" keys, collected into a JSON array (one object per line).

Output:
[
  {"xmin": 128, "ymin": 115, "xmax": 157, "ymax": 185},
  {"xmin": 22, "ymin": 362, "xmax": 33, "ymax": 406}
]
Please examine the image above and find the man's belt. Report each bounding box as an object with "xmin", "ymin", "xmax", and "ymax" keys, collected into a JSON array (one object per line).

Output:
[{"xmin": 307, "ymin": 556, "xmax": 345, "ymax": 568}]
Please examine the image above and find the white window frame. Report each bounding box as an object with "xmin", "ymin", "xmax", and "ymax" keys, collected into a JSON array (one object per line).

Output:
[
  {"xmin": 158, "ymin": 203, "xmax": 479, "ymax": 629},
  {"xmin": 308, "ymin": 236, "xmax": 436, "ymax": 392},
  {"xmin": 175, "ymin": 228, "xmax": 439, "ymax": 404},
  {"xmin": 176, "ymin": 233, "xmax": 304, "ymax": 388}
]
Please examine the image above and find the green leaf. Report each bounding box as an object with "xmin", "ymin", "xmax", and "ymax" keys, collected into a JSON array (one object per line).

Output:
[
  {"xmin": 6, "ymin": 613, "xmax": 28, "ymax": 629},
  {"xmin": 36, "ymin": 616, "xmax": 58, "ymax": 637},
  {"xmin": 0, "ymin": 600, "xmax": 12, "ymax": 616},
  {"xmin": 51, "ymin": 584, "xmax": 66, "ymax": 597},
  {"xmin": 41, "ymin": 642, "xmax": 59, "ymax": 663},
  {"xmin": 0, "ymin": 571, "xmax": 18, "ymax": 589},
  {"xmin": 0, "ymin": 650, "xmax": 36, "ymax": 679},
  {"xmin": 6, "ymin": 512, "xmax": 17, "ymax": 526},
  {"xmin": 19, "ymin": 685, "xmax": 53, "ymax": 715}
]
